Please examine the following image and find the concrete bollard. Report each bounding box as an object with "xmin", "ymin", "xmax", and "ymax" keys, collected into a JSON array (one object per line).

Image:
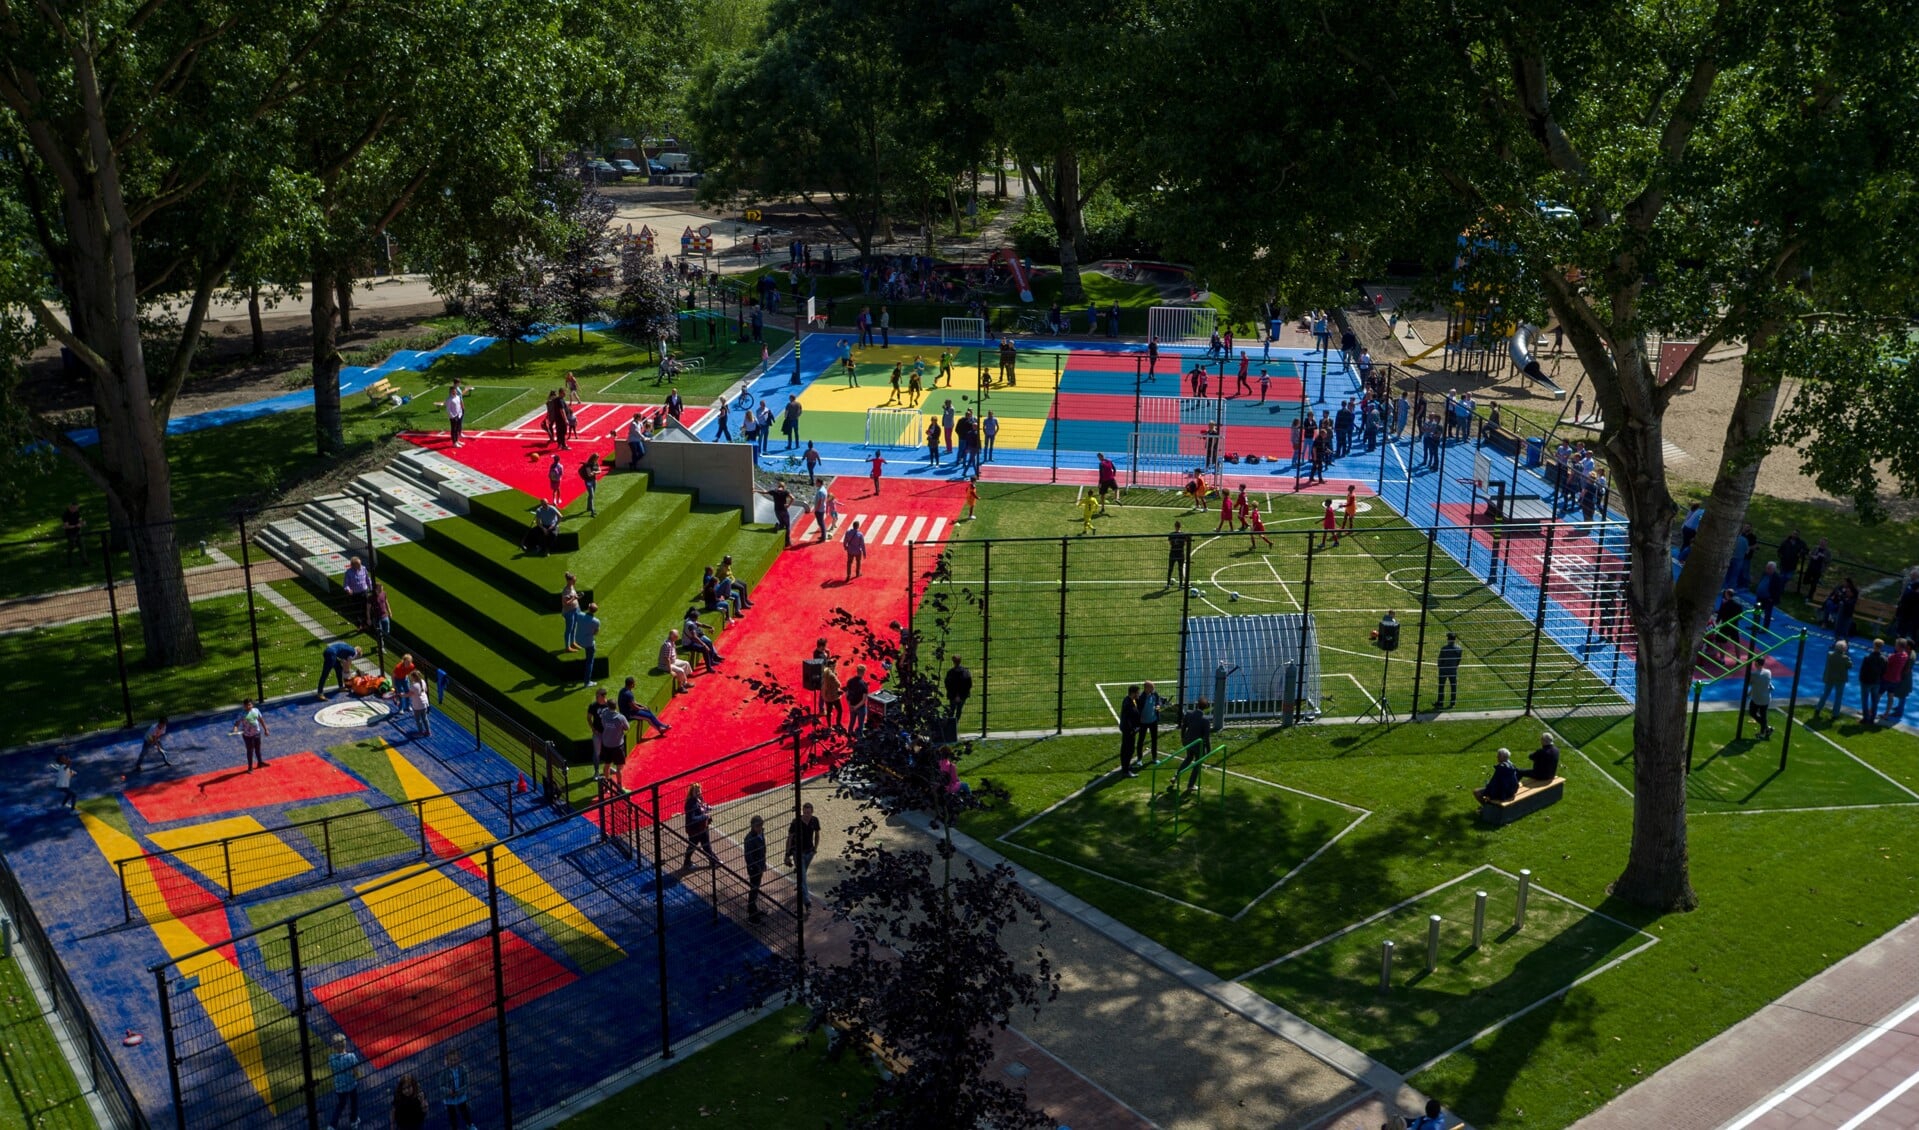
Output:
[
  {"xmin": 1426, "ymin": 915, "xmax": 1442, "ymax": 973},
  {"xmin": 1380, "ymin": 939, "xmax": 1395, "ymax": 992},
  {"xmin": 1473, "ymin": 890, "xmax": 1488, "ymax": 947},
  {"xmin": 1516, "ymin": 869, "xmax": 1532, "ymax": 930}
]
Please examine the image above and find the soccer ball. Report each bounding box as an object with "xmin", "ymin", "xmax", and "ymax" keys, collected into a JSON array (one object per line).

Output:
[
  {"xmin": 1229, "ymin": 591, "xmax": 1241, "ymax": 602},
  {"xmin": 1190, "ymin": 588, "xmax": 1203, "ymax": 598}
]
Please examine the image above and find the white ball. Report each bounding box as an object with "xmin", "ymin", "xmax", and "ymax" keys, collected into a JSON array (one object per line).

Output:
[
  {"xmin": 1230, "ymin": 591, "xmax": 1241, "ymax": 602},
  {"xmin": 1190, "ymin": 588, "xmax": 1203, "ymax": 598}
]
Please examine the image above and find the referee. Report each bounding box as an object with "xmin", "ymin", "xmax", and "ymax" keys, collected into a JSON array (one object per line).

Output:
[{"xmin": 1166, "ymin": 521, "xmax": 1192, "ymax": 587}]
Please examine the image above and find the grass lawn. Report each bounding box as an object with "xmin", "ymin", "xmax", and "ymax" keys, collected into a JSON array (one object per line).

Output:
[
  {"xmin": 0, "ymin": 592, "xmax": 330, "ymax": 748},
  {"xmin": 0, "ymin": 955, "xmax": 95, "ymax": 1129},
  {"xmin": 551, "ymin": 1007, "xmax": 873, "ymax": 1130},
  {"xmin": 955, "ymin": 714, "xmax": 1919, "ymax": 1127},
  {"xmin": 923, "ymin": 483, "xmax": 1621, "ymax": 733}
]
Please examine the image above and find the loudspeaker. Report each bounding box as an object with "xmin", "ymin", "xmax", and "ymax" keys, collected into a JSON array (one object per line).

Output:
[
  {"xmin": 802, "ymin": 658, "xmax": 824, "ymax": 691},
  {"xmin": 868, "ymin": 691, "xmax": 898, "ymax": 716},
  {"xmin": 1376, "ymin": 616, "xmax": 1401, "ymax": 652}
]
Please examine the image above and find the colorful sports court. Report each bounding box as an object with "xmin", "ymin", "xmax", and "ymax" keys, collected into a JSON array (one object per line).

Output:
[{"xmin": 0, "ymin": 699, "xmax": 770, "ymax": 1128}]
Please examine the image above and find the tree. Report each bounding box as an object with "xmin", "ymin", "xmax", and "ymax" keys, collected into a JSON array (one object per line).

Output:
[
  {"xmin": 742, "ymin": 612, "xmax": 1059, "ymax": 1129},
  {"xmin": 613, "ymin": 246, "xmax": 681, "ymax": 357},
  {"xmin": 548, "ymin": 190, "xmax": 619, "ymax": 342},
  {"xmin": 1149, "ymin": 0, "xmax": 1919, "ymax": 909},
  {"xmin": 466, "ymin": 251, "xmax": 553, "ymax": 371}
]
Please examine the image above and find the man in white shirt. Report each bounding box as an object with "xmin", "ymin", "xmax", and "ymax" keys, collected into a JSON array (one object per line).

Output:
[{"xmin": 443, "ymin": 382, "xmax": 466, "ymax": 447}]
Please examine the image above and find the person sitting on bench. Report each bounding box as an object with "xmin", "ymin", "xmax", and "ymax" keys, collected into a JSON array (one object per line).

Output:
[
  {"xmin": 1522, "ymin": 733, "xmax": 1560, "ymax": 782},
  {"xmin": 524, "ymin": 501, "xmax": 561, "ymax": 555},
  {"xmin": 1472, "ymin": 748, "xmax": 1521, "ymax": 804}
]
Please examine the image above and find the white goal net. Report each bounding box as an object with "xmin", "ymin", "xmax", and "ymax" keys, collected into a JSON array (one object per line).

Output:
[
  {"xmin": 865, "ymin": 407, "xmax": 923, "ymax": 448},
  {"xmin": 940, "ymin": 316, "xmax": 989, "ymax": 345},
  {"xmin": 1147, "ymin": 305, "xmax": 1217, "ymax": 346}
]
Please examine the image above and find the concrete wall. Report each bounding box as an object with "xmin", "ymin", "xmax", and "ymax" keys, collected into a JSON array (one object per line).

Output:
[{"xmin": 612, "ymin": 420, "xmax": 757, "ymax": 517}]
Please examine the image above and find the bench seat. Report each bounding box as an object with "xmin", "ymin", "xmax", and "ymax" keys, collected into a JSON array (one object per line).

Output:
[{"xmin": 1479, "ymin": 776, "xmax": 1564, "ymax": 826}]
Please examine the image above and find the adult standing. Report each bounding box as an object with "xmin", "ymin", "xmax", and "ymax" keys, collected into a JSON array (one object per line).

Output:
[
  {"xmin": 945, "ymin": 656, "xmax": 972, "ymax": 721},
  {"xmin": 879, "ymin": 305, "xmax": 891, "ymax": 347},
  {"xmin": 1174, "ymin": 697, "xmax": 1213, "ymax": 792},
  {"xmin": 236, "ymin": 700, "xmax": 268, "ymax": 771},
  {"xmin": 757, "ymin": 403, "xmax": 775, "ymax": 455},
  {"xmin": 1801, "ymin": 537, "xmax": 1831, "ymax": 598},
  {"xmin": 758, "ymin": 481, "xmax": 793, "ymax": 546},
  {"xmin": 820, "ymin": 657, "xmax": 844, "ymax": 729},
  {"xmin": 842, "ymin": 520, "xmax": 867, "ymax": 580},
  {"xmin": 925, "ymin": 420, "xmax": 942, "ymax": 466},
  {"xmin": 342, "ymin": 556, "xmax": 374, "ymax": 630},
  {"xmin": 317, "ymin": 642, "xmax": 361, "ymax": 698},
  {"xmin": 560, "ymin": 573, "xmax": 583, "ymax": 652},
  {"xmin": 1880, "ymin": 639, "xmax": 1912, "ymax": 725},
  {"xmin": 941, "ymin": 400, "xmax": 957, "ymax": 453},
  {"xmin": 1139, "ymin": 681, "xmax": 1165, "ymax": 758},
  {"xmin": 681, "ymin": 783, "xmax": 719, "ymax": 868},
  {"xmin": 1165, "ymin": 521, "xmax": 1191, "ymax": 587},
  {"xmin": 1778, "ymin": 528, "xmax": 1809, "ymax": 587},
  {"xmin": 844, "ymin": 664, "xmax": 872, "ymax": 729},
  {"xmin": 999, "ymin": 336, "xmax": 1017, "ymax": 384},
  {"xmin": 1118, "ymin": 686, "xmax": 1143, "ymax": 776},
  {"xmin": 1860, "ymin": 639, "xmax": 1889, "ymax": 725},
  {"xmin": 576, "ymin": 602, "xmax": 602, "ymax": 687},
  {"xmin": 782, "ymin": 396, "xmax": 802, "ymax": 449},
  {"xmin": 1754, "ymin": 562, "xmax": 1787, "ymax": 628},
  {"xmin": 625, "ymin": 411, "xmax": 649, "ymax": 465},
  {"xmin": 983, "ymin": 411, "xmax": 1000, "ymax": 461},
  {"xmin": 869, "ymin": 450, "xmax": 886, "ymax": 495},
  {"xmin": 596, "ymin": 701, "xmax": 630, "ymax": 781},
  {"xmin": 784, "ymin": 802, "xmax": 823, "ymax": 911},
  {"xmin": 1812, "ymin": 639, "xmax": 1851, "ymax": 720},
  {"xmin": 744, "ymin": 815, "xmax": 768, "ymax": 922},
  {"xmin": 442, "ymin": 381, "xmax": 466, "ymax": 448},
  {"xmin": 1746, "ymin": 660, "xmax": 1775, "ymax": 738},
  {"xmin": 61, "ymin": 501, "xmax": 85, "ymax": 564},
  {"xmin": 1434, "ymin": 632, "xmax": 1463, "ymax": 710}
]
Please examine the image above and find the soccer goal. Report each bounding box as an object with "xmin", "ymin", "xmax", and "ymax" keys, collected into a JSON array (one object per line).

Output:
[
  {"xmin": 941, "ymin": 316, "xmax": 989, "ymax": 345},
  {"xmin": 1182, "ymin": 613, "xmax": 1323, "ymax": 723},
  {"xmin": 1147, "ymin": 305, "xmax": 1217, "ymax": 347},
  {"xmin": 865, "ymin": 407, "xmax": 923, "ymax": 448}
]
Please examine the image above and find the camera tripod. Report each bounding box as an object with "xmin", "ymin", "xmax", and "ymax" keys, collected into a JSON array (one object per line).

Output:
[{"xmin": 1357, "ymin": 649, "xmax": 1397, "ymax": 724}]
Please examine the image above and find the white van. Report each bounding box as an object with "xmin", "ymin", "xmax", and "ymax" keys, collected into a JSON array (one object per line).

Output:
[{"xmin": 656, "ymin": 152, "xmax": 692, "ymax": 172}]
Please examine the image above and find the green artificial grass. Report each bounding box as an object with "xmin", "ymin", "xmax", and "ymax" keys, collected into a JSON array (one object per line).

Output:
[
  {"xmin": 246, "ymin": 887, "xmax": 378, "ymax": 971},
  {"xmin": 1004, "ymin": 765, "xmax": 1360, "ymax": 915},
  {"xmin": 284, "ymin": 798, "xmax": 420, "ymax": 870},
  {"xmin": 955, "ymin": 716, "xmax": 1919, "ymax": 1128},
  {"xmin": 1244, "ymin": 868, "xmax": 1648, "ymax": 1071},
  {"xmin": 551, "ymin": 1007, "xmax": 873, "ymax": 1130},
  {"xmin": 0, "ymin": 955, "xmax": 96, "ymax": 1130},
  {"xmin": 922, "ymin": 483, "xmax": 1620, "ymax": 733},
  {"xmin": 0, "ymin": 592, "xmax": 333, "ymax": 749}
]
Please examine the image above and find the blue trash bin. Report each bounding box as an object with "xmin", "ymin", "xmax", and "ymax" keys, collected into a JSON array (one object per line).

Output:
[{"xmin": 1525, "ymin": 436, "xmax": 1545, "ymax": 467}]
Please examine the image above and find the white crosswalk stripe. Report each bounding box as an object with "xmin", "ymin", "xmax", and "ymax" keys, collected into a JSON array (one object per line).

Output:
[
  {"xmin": 923, "ymin": 517, "xmax": 948, "ymax": 546},
  {"xmin": 880, "ymin": 516, "xmax": 907, "ymax": 545},
  {"xmin": 902, "ymin": 516, "xmax": 928, "ymax": 543}
]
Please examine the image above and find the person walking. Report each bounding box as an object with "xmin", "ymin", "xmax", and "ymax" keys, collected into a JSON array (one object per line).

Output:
[
  {"xmin": 236, "ymin": 701, "xmax": 268, "ymax": 770},
  {"xmin": 1118, "ymin": 686, "xmax": 1143, "ymax": 776},
  {"xmin": 744, "ymin": 814, "xmax": 768, "ymax": 922},
  {"xmin": 441, "ymin": 381, "xmax": 466, "ymax": 448},
  {"xmin": 50, "ymin": 754, "xmax": 77, "ymax": 810},
  {"xmin": 758, "ymin": 480, "xmax": 793, "ymax": 546},
  {"xmin": 945, "ymin": 656, "xmax": 972, "ymax": 720},
  {"xmin": 842, "ymin": 520, "xmax": 867, "ymax": 580},
  {"xmin": 1812, "ymin": 639, "xmax": 1851, "ymax": 720},
  {"xmin": 576, "ymin": 602, "xmax": 602, "ymax": 687},
  {"xmin": 406, "ymin": 672, "xmax": 431, "ymax": 737},
  {"xmin": 681, "ymin": 782, "xmax": 719, "ymax": 868},
  {"xmin": 1342, "ymin": 484, "xmax": 1359, "ymax": 531},
  {"xmin": 317, "ymin": 642, "xmax": 361, "ymax": 698},
  {"xmin": 785, "ymin": 801, "xmax": 823, "ymax": 911},
  {"xmin": 802, "ymin": 441, "xmax": 821, "ymax": 484},
  {"xmin": 1433, "ymin": 633, "xmax": 1463, "ymax": 710},
  {"xmin": 1746, "ymin": 660, "xmax": 1775, "ymax": 738},
  {"xmin": 327, "ymin": 1033, "xmax": 362, "ymax": 1129},
  {"xmin": 547, "ymin": 453, "xmax": 566, "ymax": 508},
  {"xmin": 579, "ymin": 453, "xmax": 603, "ymax": 516},
  {"xmin": 1248, "ymin": 507, "xmax": 1272, "ymax": 548},
  {"xmin": 134, "ymin": 715, "xmax": 173, "ymax": 772},
  {"xmin": 560, "ymin": 573, "xmax": 583, "ymax": 651},
  {"xmin": 438, "ymin": 1050, "xmax": 475, "ymax": 1130},
  {"xmin": 1175, "ymin": 698, "xmax": 1214, "ymax": 792},
  {"xmin": 782, "ymin": 396, "xmax": 803, "ymax": 449}
]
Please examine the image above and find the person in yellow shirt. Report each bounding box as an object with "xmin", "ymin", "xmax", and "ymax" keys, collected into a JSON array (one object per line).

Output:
[{"xmin": 1078, "ymin": 490, "xmax": 1101, "ymax": 535}]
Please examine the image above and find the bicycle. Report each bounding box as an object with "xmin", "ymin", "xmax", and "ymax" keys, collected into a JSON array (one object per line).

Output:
[{"xmin": 1015, "ymin": 312, "xmax": 1047, "ymax": 334}]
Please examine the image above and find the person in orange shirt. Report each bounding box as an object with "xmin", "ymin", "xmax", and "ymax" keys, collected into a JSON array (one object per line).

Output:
[
  {"xmin": 963, "ymin": 476, "xmax": 980, "ymax": 521},
  {"xmin": 1342, "ymin": 484, "xmax": 1360, "ymax": 531}
]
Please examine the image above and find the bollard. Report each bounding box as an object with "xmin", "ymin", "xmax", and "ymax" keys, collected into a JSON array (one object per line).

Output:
[
  {"xmin": 1426, "ymin": 915, "xmax": 1442, "ymax": 973},
  {"xmin": 1516, "ymin": 869, "xmax": 1532, "ymax": 930},
  {"xmin": 1473, "ymin": 890, "xmax": 1488, "ymax": 947},
  {"xmin": 1379, "ymin": 940, "xmax": 1395, "ymax": 993}
]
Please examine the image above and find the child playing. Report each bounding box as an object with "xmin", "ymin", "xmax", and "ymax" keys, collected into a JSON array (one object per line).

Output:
[
  {"xmin": 964, "ymin": 476, "xmax": 980, "ymax": 521},
  {"xmin": 548, "ymin": 454, "xmax": 565, "ymax": 507},
  {"xmin": 1078, "ymin": 491, "xmax": 1101, "ymax": 536},
  {"xmin": 50, "ymin": 755, "xmax": 76, "ymax": 809},
  {"xmin": 1320, "ymin": 498, "xmax": 1341, "ymax": 547},
  {"xmin": 1248, "ymin": 506, "xmax": 1273, "ymax": 548}
]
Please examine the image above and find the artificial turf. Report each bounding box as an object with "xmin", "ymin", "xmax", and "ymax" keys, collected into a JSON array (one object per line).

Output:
[
  {"xmin": 923, "ymin": 483, "xmax": 1621, "ymax": 734},
  {"xmin": 550, "ymin": 1006, "xmax": 873, "ymax": 1130},
  {"xmin": 953, "ymin": 715, "xmax": 1919, "ymax": 1128}
]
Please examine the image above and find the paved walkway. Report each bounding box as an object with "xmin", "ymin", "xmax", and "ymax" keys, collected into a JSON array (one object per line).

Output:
[
  {"xmin": 1572, "ymin": 911, "xmax": 1919, "ymax": 1130},
  {"xmin": 0, "ymin": 558, "xmax": 293, "ymax": 633}
]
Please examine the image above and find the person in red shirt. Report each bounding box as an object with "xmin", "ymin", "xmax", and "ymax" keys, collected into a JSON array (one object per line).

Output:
[
  {"xmin": 1248, "ymin": 507, "xmax": 1272, "ymax": 549},
  {"xmin": 1215, "ymin": 488, "xmax": 1234, "ymax": 532},
  {"xmin": 869, "ymin": 450, "xmax": 886, "ymax": 496},
  {"xmin": 1234, "ymin": 485, "xmax": 1251, "ymax": 530},
  {"xmin": 1235, "ymin": 352, "xmax": 1251, "ymax": 396},
  {"xmin": 1320, "ymin": 498, "xmax": 1341, "ymax": 547}
]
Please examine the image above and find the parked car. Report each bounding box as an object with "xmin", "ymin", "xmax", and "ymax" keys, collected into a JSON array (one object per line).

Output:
[
  {"xmin": 611, "ymin": 158, "xmax": 643, "ymax": 176},
  {"xmin": 585, "ymin": 159, "xmax": 619, "ymax": 181},
  {"xmin": 646, "ymin": 159, "xmax": 669, "ymax": 176}
]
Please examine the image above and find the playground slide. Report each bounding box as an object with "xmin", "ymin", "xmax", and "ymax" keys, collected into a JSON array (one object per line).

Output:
[
  {"xmin": 996, "ymin": 249, "xmax": 1034, "ymax": 303},
  {"xmin": 1404, "ymin": 328, "xmax": 1463, "ymax": 365},
  {"xmin": 1508, "ymin": 324, "xmax": 1567, "ymax": 397}
]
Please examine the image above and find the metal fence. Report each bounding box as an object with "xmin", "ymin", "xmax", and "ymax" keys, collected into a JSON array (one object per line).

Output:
[
  {"xmin": 909, "ymin": 519, "xmax": 1635, "ymax": 736},
  {"xmin": 148, "ymin": 731, "xmax": 818, "ymax": 1130},
  {"xmin": 0, "ymin": 850, "xmax": 149, "ymax": 1129}
]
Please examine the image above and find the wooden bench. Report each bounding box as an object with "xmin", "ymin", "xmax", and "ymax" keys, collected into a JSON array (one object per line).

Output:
[
  {"xmin": 825, "ymin": 1014, "xmax": 910, "ymax": 1080},
  {"xmin": 1854, "ymin": 597, "xmax": 1897, "ymax": 638},
  {"xmin": 1478, "ymin": 776, "xmax": 1565, "ymax": 826},
  {"xmin": 363, "ymin": 377, "xmax": 397, "ymax": 406}
]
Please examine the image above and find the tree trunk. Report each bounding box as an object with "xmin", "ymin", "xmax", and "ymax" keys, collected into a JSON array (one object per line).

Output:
[
  {"xmin": 335, "ymin": 272, "xmax": 354, "ymax": 331},
  {"xmin": 949, "ymin": 181, "xmax": 962, "ymax": 237},
  {"xmin": 247, "ymin": 284, "xmax": 265, "ymax": 356},
  {"xmin": 311, "ymin": 267, "xmax": 345, "ymax": 456},
  {"xmin": 994, "ymin": 145, "xmax": 1006, "ymax": 198}
]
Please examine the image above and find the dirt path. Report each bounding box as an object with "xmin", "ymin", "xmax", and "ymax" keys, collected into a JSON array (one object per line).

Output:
[{"xmin": 0, "ymin": 559, "xmax": 294, "ymax": 633}]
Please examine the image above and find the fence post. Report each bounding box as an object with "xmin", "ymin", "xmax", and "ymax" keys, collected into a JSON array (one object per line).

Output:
[
  {"xmin": 360, "ymin": 494, "xmax": 385, "ymax": 671},
  {"xmin": 101, "ymin": 532, "xmax": 135, "ymax": 730},
  {"xmin": 1525, "ymin": 525, "xmax": 1555, "ymax": 714},
  {"xmin": 416, "ymin": 800, "xmax": 429, "ymax": 857},
  {"xmin": 485, "ymin": 848, "xmax": 516, "ymax": 1129},
  {"xmin": 1781, "ymin": 630, "xmax": 1807, "ymax": 770},
  {"xmin": 1049, "ymin": 387, "xmax": 1059, "ymax": 483},
  {"xmin": 239, "ymin": 513, "xmax": 267, "ymax": 704},
  {"xmin": 905, "ymin": 542, "xmax": 916, "ymax": 719},
  {"xmin": 323, "ymin": 819, "xmax": 334, "ymax": 876},
  {"xmin": 156, "ymin": 966, "xmax": 188, "ymax": 1130},
  {"xmin": 221, "ymin": 839, "xmax": 235, "ymax": 901},
  {"xmin": 1056, "ymin": 537, "xmax": 1068, "ymax": 733},
  {"xmin": 1411, "ymin": 536, "xmax": 1436, "ymax": 714},
  {"xmin": 1432, "ymin": 424, "xmax": 1449, "ymax": 531},
  {"xmin": 650, "ymin": 784, "xmax": 673, "ymax": 1060},
  {"xmin": 1178, "ymin": 547, "xmax": 1192, "ymax": 708},
  {"xmin": 287, "ymin": 922, "xmax": 321, "ymax": 1130},
  {"xmin": 119, "ymin": 859, "xmax": 131, "ymax": 924},
  {"xmin": 981, "ymin": 541, "xmax": 992, "ymax": 738},
  {"xmin": 1292, "ymin": 532, "xmax": 1316, "ymax": 724}
]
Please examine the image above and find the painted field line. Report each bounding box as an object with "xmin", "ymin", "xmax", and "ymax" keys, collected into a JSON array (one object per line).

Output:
[
  {"xmin": 1263, "ymin": 554, "xmax": 1302, "ymax": 610},
  {"xmin": 1800, "ymin": 721, "xmax": 1919, "ymax": 801},
  {"xmin": 1235, "ymin": 864, "xmax": 1499, "ymax": 982},
  {"xmin": 994, "ymin": 839, "xmax": 1228, "ymax": 920}
]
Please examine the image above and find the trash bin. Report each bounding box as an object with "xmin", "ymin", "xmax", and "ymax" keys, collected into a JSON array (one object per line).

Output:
[{"xmin": 1526, "ymin": 436, "xmax": 1545, "ymax": 468}]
